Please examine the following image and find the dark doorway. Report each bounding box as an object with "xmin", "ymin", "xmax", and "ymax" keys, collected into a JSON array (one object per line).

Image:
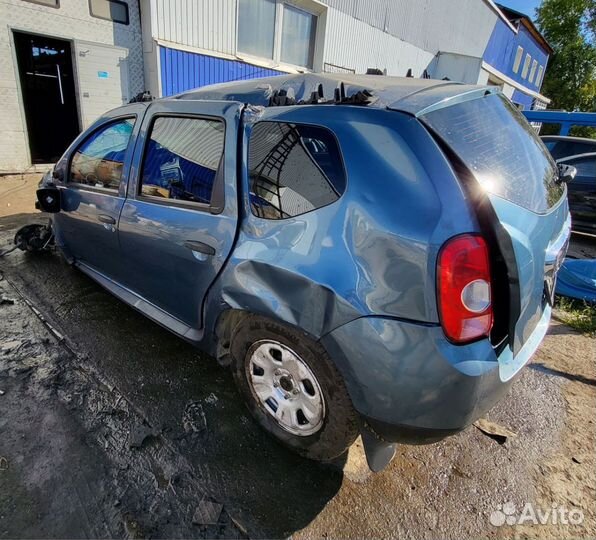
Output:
[{"xmin": 13, "ymin": 31, "xmax": 80, "ymax": 164}]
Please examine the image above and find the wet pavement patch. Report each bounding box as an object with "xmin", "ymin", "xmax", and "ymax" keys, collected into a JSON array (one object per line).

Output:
[{"xmin": 0, "ymin": 216, "xmax": 344, "ymax": 539}]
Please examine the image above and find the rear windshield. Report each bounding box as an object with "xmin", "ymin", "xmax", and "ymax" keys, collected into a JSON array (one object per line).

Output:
[{"xmin": 422, "ymin": 93, "xmax": 564, "ymax": 214}]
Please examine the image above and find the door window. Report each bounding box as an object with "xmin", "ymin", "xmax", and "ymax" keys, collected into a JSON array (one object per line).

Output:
[
  {"xmin": 70, "ymin": 118, "xmax": 135, "ymax": 191},
  {"xmin": 248, "ymin": 121, "xmax": 346, "ymax": 219},
  {"xmin": 139, "ymin": 116, "xmax": 225, "ymax": 207},
  {"xmin": 549, "ymin": 139, "xmax": 596, "ymax": 160}
]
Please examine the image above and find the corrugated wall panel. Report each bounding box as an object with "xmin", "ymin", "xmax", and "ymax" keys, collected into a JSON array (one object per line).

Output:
[
  {"xmin": 320, "ymin": 0, "xmax": 498, "ymax": 57},
  {"xmin": 322, "ymin": 0, "xmax": 358, "ymax": 18},
  {"xmin": 152, "ymin": 0, "xmax": 237, "ymax": 55},
  {"xmin": 159, "ymin": 46, "xmax": 283, "ymax": 96},
  {"xmin": 151, "ymin": 0, "xmax": 498, "ymax": 61},
  {"xmin": 354, "ymin": 0, "xmax": 387, "ymax": 30},
  {"xmin": 152, "ymin": 0, "xmax": 498, "ymax": 73},
  {"xmin": 511, "ymin": 89, "xmax": 534, "ymax": 110},
  {"xmin": 323, "ymin": 8, "xmax": 435, "ymax": 77}
]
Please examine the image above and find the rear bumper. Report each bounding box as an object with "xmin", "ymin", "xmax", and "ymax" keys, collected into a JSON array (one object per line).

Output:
[{"xmin": 321, "ymin": 307, "xmax": 551, "ymax": 444}]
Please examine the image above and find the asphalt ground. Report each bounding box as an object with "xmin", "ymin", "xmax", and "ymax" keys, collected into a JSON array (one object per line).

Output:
[{"xmin": 0, "ymin": 190, "xmax": 594, "ymax": 538}]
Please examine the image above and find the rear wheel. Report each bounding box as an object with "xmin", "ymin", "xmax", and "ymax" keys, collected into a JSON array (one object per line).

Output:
[{"xmin": 230, "ymin": 315, "xmax": 359, "ymax": 461}]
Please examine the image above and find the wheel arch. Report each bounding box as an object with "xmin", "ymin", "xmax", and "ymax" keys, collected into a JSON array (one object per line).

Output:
[{"xmin": 203, "ymin": 260, "xmax": 363, "ymax": 361}]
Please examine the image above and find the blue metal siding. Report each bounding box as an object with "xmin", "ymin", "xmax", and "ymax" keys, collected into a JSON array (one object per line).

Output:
[
  {"xmin": 511, "ymin": 89, "xmax": 534, "ymax": 110},
  {"xmin": 159, "ymin": 46, "xmax": 285, "ymax": 96},
  {"xmin": 483, "ymin": 20, "xmax": 549, "ymax": 91}
]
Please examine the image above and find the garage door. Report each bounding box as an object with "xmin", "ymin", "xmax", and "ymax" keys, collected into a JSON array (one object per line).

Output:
[{"xmin": 74, "ymin": 41, "xmax": 130, "ymax": 128}]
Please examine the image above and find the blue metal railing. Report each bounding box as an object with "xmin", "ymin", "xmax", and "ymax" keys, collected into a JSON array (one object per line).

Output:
[{"xmin": 522, "ymin": 110, "xmax": 596, "ymax": 135}]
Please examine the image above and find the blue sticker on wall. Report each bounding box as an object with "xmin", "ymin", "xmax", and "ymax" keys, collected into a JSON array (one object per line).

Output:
[{"xmin": 97, "ymin": 71, "xmax": 109, "ymax": 79}]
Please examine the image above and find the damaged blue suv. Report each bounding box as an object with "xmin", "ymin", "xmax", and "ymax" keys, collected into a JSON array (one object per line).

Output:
[{"xmin": 37, "ymin": 74, "xmax": 571, "ymax": 471}]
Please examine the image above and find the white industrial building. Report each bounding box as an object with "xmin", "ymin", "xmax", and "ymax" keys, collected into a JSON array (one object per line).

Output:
[
  {"xmin": 0, "ymin": 0, "xmax": 551, "ymax": 173},
  {"xmin": 141, "ymin": 0, "xmax": 506, "ymax": 97}
]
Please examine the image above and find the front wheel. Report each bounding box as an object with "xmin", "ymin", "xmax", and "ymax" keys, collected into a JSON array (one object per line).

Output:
[{"xmin": 230, "ymin": 315, "xmax": 359, "ymax": 461}]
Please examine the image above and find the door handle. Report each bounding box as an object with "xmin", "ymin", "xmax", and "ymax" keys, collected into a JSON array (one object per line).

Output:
[
  {"xmin": 184, "ymin": 240, "xmax": 216, "ymax": 256},
  {"xmin": 98, "ymin": 214, "xmax": 116, "ymax": 225}
]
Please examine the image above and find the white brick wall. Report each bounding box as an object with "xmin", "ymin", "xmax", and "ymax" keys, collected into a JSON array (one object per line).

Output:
[{"xmin": 0, "ymin": 0, "xmax": 144, "ymax": 172}]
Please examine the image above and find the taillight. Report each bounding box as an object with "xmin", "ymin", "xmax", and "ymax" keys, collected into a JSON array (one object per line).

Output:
[{"xmin": 437, "ymin": 234, "xmax": 493, "ymax": 344}]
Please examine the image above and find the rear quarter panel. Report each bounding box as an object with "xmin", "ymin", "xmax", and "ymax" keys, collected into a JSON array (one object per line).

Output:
[{"xmin": 205, "ymin": 106, "xmax": 480, "ymax": 338}]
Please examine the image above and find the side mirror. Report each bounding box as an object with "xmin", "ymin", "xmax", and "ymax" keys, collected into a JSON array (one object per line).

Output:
[
  {"xmin": 556, "ymin": 163, "xmax": 577, "ymax": 184},
  {"xmin": 36, "ymin": 186, "xmax": 61, "ymax": 213}
]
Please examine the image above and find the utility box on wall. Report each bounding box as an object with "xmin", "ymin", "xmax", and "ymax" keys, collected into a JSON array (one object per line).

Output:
[{"xmin": 74, "ymin": 41, "xmax": 131, "ymax": 129}]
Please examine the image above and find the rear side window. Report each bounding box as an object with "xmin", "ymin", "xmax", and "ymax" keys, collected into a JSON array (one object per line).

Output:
[
  {"xmin": 248, "ymin": 122, "xmax": 346, "ymax": 219},
  {"xmin": 549, "ymin": 140, "xmax": 596, "ymax": 161},
  {"xmin": 422, "ymin": 93, "xmax": 564, "ymax": 214},
  {"xmin": 70, "ymin": 118, "xmax": 135, "ymax": 191},
  {"xmin": 140, "ymin": 116, "xmax": 224, "ymax": 206}
]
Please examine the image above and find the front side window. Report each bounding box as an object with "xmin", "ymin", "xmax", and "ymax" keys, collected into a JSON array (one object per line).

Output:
[
  {"xmin": 70, "ymin": 118, "xmax": 135, "ymax": 191},
  {"xmin": 89, "ymin": 0, "xmax": 129, "ymax": 25},
  {"xmin": 248, "ymin": 122, "xmax": 346, "ymax": 219},
  {"xmin": 237, "ymin": 0, "xmax": 276, "ymax": 59},
  {"xmin": 140, "ymin": 116, "xmax": 225, "ymax": 207},
  {"xmin": 237, "ymin": 0, "xmax": 318, "ymax": 68}
]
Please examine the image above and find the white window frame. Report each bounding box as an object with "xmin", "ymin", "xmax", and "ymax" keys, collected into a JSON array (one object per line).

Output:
[
  {"xmin": 236, "ymin": 0, "xmax": 322, "ymax": 71},
  {"xmin": 521, "ymin": 53, "xmax": 531, "ymax": 79},
  {"xmin": 512, "ymin": 46, "xmax": 523, "ymax": 73},
  {"xmin": 529, "ymin": 59, "xmax": 538, "ymax": 83},
  {"xmin": 535, "ymin": 65, "xmax": 544, "ymax": 87}
]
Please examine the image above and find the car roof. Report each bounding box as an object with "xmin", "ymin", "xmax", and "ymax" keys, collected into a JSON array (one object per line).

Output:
[
  {"xmin": 541, "ymin": 135, "xmax": 596, "ymax": 143},
  {"xmin": 166, "ymin": 73, "xmax": 491, "ymax": 116},
  {"xmin": 558, "ymin": 152, "xmax": 596, "ymax": 162}
]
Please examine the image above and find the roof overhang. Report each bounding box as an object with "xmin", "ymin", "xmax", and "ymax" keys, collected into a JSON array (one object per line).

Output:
[{"xmin": 494, "ymin": 3, "xmax": 553, "ymax": 54}]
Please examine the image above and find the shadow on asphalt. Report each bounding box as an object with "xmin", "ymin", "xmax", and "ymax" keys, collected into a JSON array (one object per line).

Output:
[
  {"xmin": 0, "ymin": 213, "xmax": 346, "ymax": 538},
  {"xmin": 530, "ymin": 363, "xmax": 596, "ymax": 387}
]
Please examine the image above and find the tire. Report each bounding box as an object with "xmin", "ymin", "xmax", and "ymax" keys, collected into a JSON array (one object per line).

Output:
[{"xmin": 230, "ymin": 314, "xmax": 359, "ymax": 461}]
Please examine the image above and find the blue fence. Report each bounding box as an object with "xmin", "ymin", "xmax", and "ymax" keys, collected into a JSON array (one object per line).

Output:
[{"xmin": 522, "ymin": 110, "xmax": 596, "ymax": 135}]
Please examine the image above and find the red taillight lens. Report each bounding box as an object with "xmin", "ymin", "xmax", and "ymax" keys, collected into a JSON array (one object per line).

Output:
[{"xmin": 437, "ymin": 234, "xmax": 493, "ymax": 344}]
